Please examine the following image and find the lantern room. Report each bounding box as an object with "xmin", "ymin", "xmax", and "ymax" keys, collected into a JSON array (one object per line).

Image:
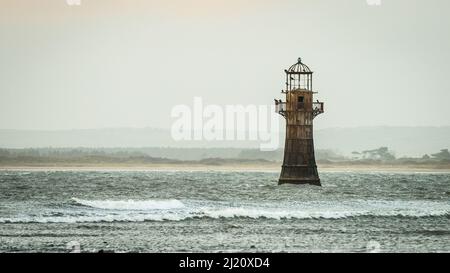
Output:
[{"xmin": 284, "ymin": 57, "xmax": 313, "ymax": 92}]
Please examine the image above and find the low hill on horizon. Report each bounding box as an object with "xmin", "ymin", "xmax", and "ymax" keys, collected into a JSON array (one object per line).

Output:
[{"xmin": 0, "ymin": 126, "xmax": 448, "ymax": 158}]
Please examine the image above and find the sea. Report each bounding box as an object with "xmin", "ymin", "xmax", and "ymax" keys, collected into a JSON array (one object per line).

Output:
[{"xmin": 0, "ymin": 170, "xmax": 449, "ymax": 253}]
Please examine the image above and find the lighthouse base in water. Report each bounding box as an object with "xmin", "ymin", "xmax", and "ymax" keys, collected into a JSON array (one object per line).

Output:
[
  {"xmin": 279, "ymin": 160, "xmax": 321, "ymax": 186},
  {"xmin": 279, "ymin": 177, "xmax": 321, "ymax": 186}
]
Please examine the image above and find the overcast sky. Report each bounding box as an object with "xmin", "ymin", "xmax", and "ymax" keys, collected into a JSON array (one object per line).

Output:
[{"xmin": 0, "ymin": 0, "xmax": 449, "ymax": 130}]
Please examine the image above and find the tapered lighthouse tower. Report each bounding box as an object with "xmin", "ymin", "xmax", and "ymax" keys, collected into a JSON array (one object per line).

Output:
[{"xmin": 275, "ymin": 58, "xmax": 324, "ymax": 186}]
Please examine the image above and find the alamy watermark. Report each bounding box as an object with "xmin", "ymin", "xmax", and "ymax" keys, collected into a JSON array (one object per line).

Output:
[
  {"xmin": 66, "ymin": 0, "xmax": 81, "ymax": 6},
  {"xmin": 66, "ymin": 240, "xmax": 81, "ymax": 253},
  {"xmin": 366, "ymin": 0, "xmax": 382, "ymax": 6},
  {"xmin": 366, "ymin": 240, "xmax": 382, "ymax": 253},
  {"xmin": 171, "ymin": 97, "xmax": 281, "ymax": 151}
]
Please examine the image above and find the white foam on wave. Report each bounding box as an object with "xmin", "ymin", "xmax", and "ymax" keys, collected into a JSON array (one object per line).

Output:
[
  {"xmin": 200, "ymin": 207, "xmax": 358, "ymax": 220},
  {"xmin": 0, "ymin": 200, "xmax": 448, "ymax": 223},
  {"xmin": 199, "ymin": 202, "xmax": 450, "ymax": 220},
  {"xmin": 71, "ymin": 198, "xmax": 185, "ymax": 210}
]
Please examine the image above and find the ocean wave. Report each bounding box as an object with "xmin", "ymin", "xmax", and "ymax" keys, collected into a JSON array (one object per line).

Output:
[
  {"xmin": 200, "ymin": 207, "xmax": 449, "ymax": 220},
  {"xmin": 71, "ymin": 198, "xmax": 185, "ymax": 210},
  {"xmin": 0, "ymin": 200, "xmax": 448, "ymax": 223},
  {"xmin": 0, "ymin": 214, "xmax": 188, "ymax": 224}
]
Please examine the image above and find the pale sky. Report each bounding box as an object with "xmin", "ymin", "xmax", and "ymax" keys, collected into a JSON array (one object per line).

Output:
[{"xmin": 1, "ymin": 0, "xmax": 449, "ymax": 130}]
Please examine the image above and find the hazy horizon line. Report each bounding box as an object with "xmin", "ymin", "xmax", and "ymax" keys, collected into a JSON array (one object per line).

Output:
[{"xmin": 1, "ymin": 125, "xmax": 450, "ymax": 132}]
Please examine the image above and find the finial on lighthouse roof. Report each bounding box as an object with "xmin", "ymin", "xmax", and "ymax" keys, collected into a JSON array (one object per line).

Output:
[{"xmin": 287, "ymin": 57, "xmax": 311, "ymax": 73}]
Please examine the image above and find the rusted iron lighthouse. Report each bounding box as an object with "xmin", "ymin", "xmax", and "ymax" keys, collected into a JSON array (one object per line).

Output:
[{"xmin": 275, "ymin": 58, "xmax": 324, "ymax": 186}]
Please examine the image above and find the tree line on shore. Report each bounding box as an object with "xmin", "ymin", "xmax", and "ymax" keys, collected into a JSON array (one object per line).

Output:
[{"xmin": 0, "ymin": 147, "xmax": 448, "ymax": 166}]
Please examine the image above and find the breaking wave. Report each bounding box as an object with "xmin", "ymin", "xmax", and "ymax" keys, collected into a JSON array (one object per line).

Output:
[
  {"xmin": 71, "ymin": 198, "xmax": 185, "ymax": 210},
  {"xmin": 0, "ymin": 199, "xmax": 448, "ymax": 223}
]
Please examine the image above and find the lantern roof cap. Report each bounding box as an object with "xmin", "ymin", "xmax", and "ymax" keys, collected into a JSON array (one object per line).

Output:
[{"xmin": 286, "ymin": 57, "xmax": 312, "ymax": 73}]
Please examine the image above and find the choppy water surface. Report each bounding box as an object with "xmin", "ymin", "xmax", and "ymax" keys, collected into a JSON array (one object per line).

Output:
[{"xmin": 0, "ymin": 170, "xmax": 449, "ymax": 252}]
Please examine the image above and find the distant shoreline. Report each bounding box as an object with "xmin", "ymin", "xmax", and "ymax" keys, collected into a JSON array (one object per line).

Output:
[{"xmin": 1, "ymin": 163, "xmax": 449, "ymax": 173}]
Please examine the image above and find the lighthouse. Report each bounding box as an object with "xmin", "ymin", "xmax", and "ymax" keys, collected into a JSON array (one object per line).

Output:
[{"xmin": 275, "ymin": 58, "xmax": 324, "ymax": 186}]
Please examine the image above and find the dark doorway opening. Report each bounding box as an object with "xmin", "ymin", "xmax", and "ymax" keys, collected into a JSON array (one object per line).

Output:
[{"xmin": 298, "ymin": 96, "xmax": 305, "ymax": 109}]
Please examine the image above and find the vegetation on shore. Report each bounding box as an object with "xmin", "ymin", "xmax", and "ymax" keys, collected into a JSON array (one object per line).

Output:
[{"xmin": 0, "ymin": 147, "xmax": 449, "ymax": 169}]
